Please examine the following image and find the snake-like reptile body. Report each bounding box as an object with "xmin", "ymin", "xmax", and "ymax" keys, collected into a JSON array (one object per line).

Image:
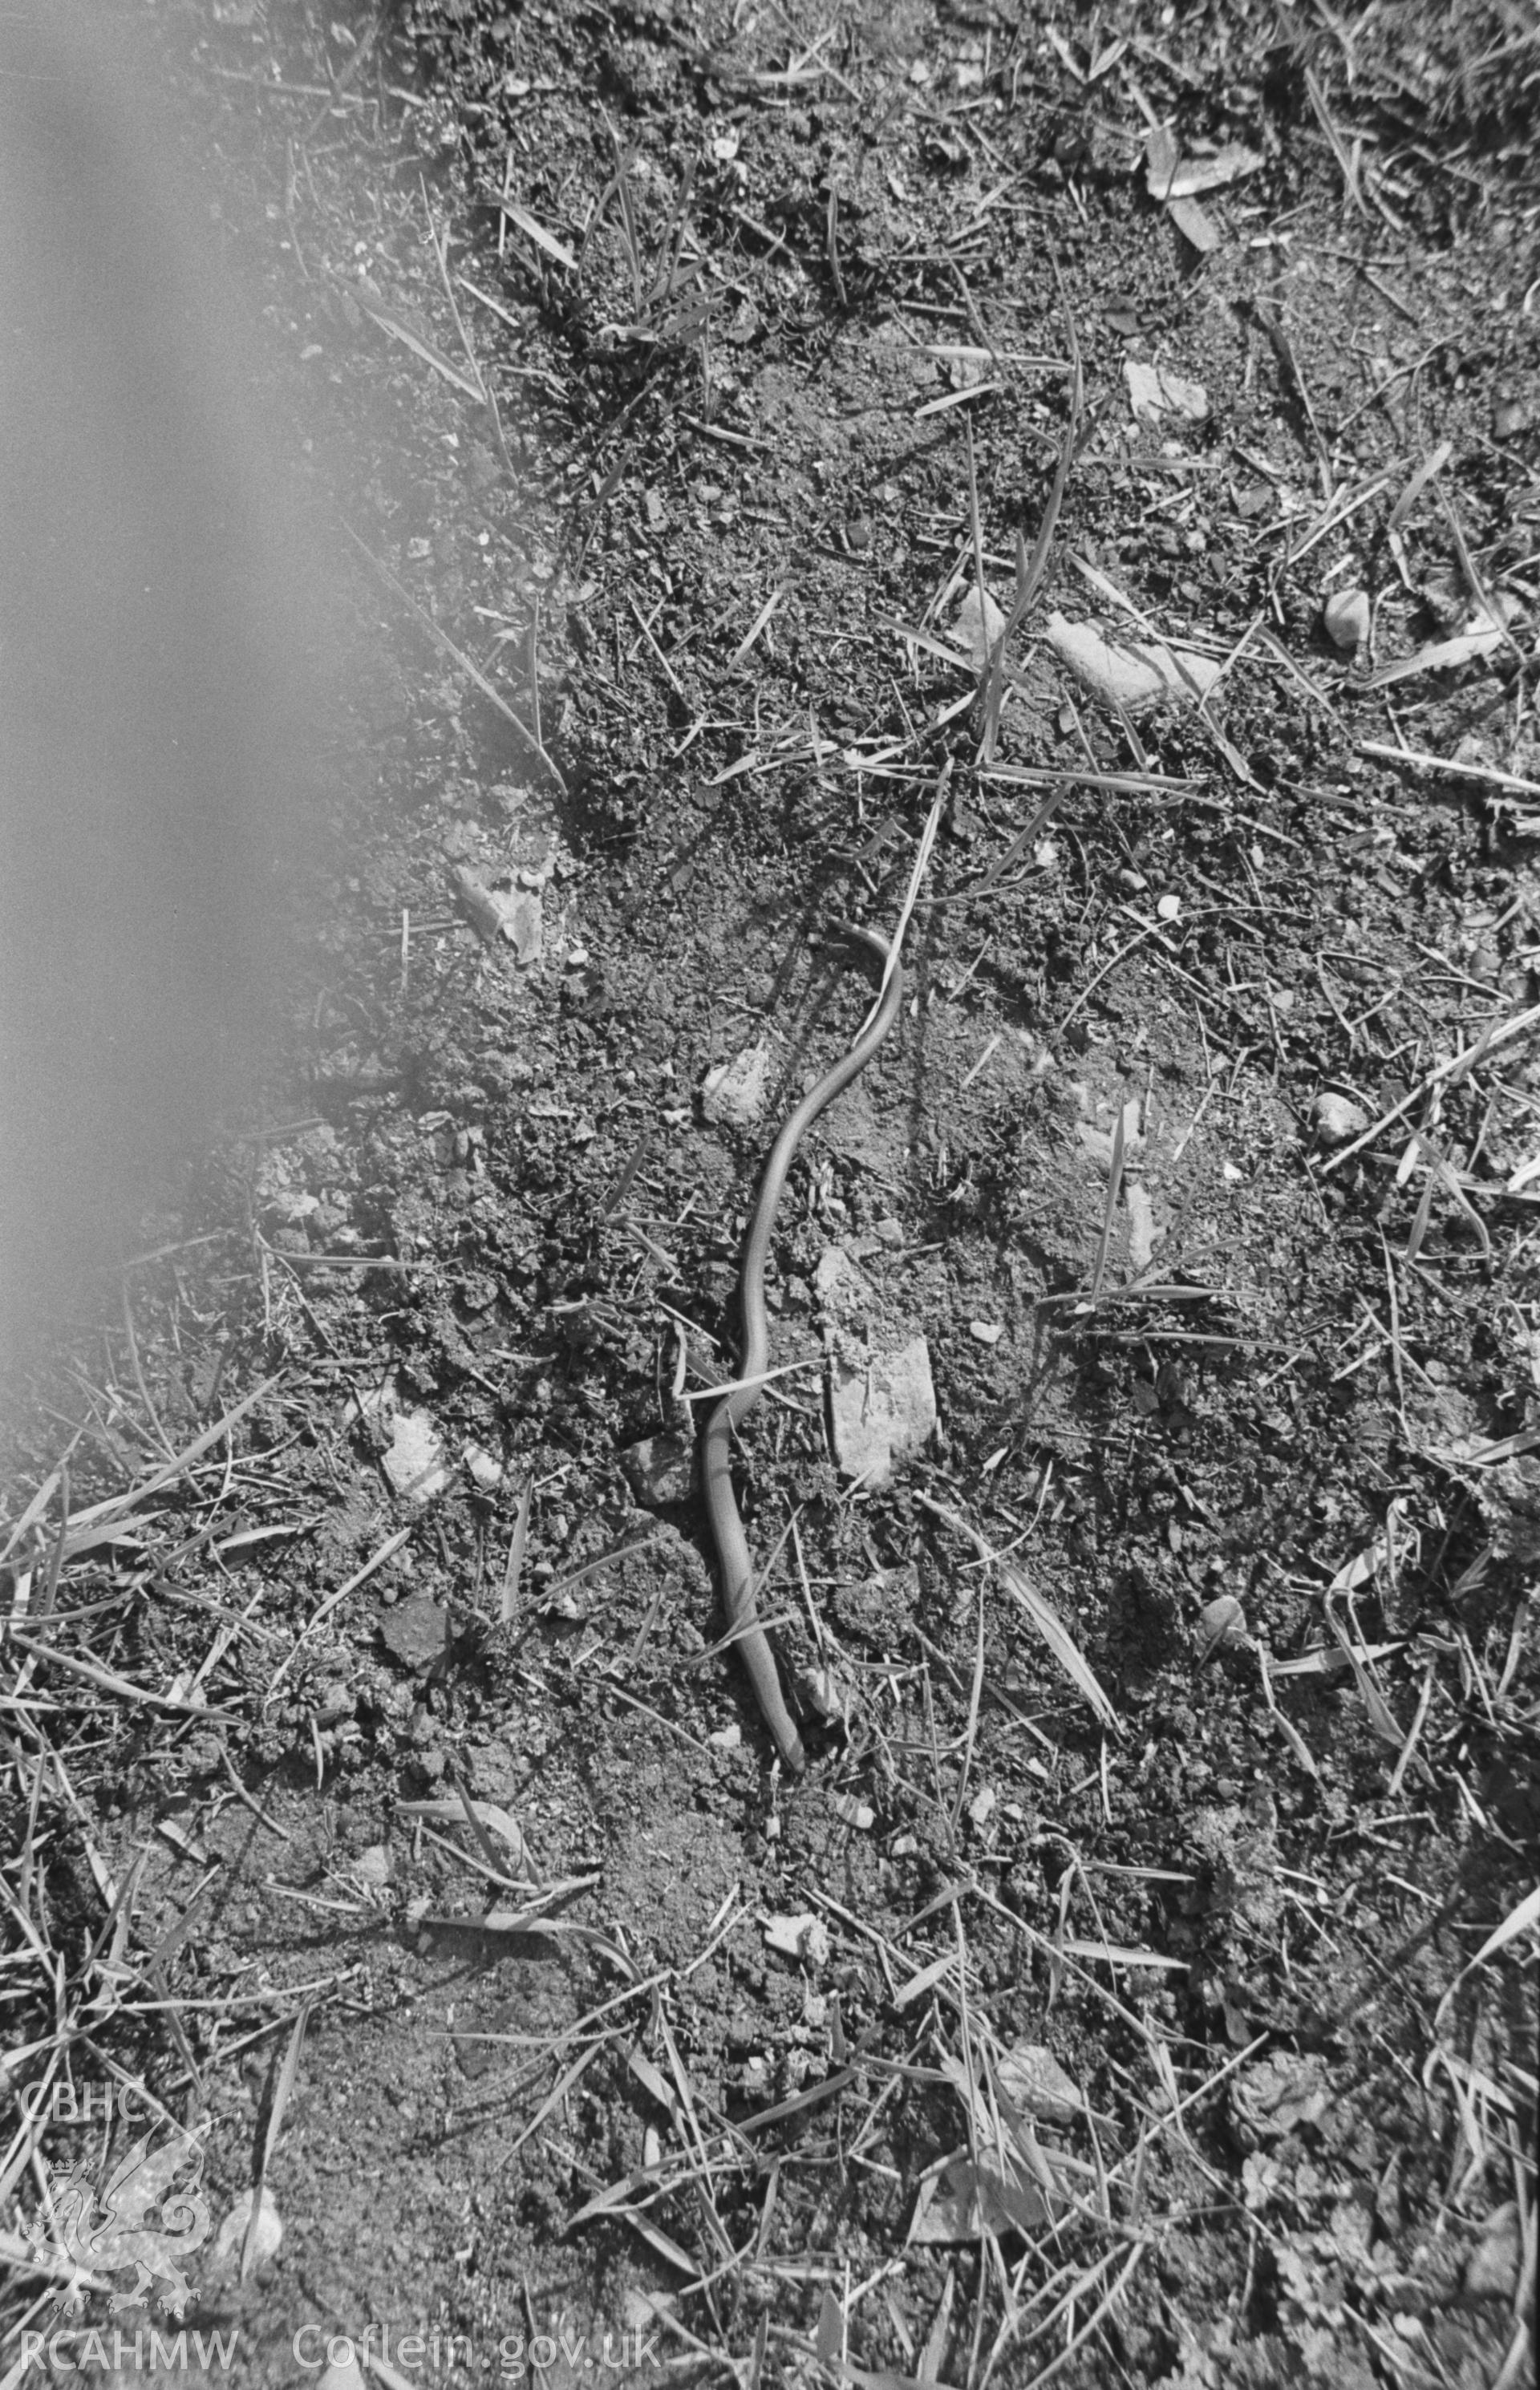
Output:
[{"xmin": 701, "ymin": 926, "xmax": 905, "ymax": 1772}]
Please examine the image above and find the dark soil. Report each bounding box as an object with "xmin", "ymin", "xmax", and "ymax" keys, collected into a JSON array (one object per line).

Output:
[{"xmin": 3, "ymin": 4, "xmax": 1537, "ymax": 2388}]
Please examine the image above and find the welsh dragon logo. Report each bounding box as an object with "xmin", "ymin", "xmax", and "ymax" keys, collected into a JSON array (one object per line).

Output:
[{"xmin": 24, "ymin": 2124, "xmax": 213, "ymax": 2317}]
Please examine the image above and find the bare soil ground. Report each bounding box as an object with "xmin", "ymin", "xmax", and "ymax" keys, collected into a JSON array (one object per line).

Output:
[{"xmin": 3, "ymin": 4, "xmax": 1538, "ymax": 2388}]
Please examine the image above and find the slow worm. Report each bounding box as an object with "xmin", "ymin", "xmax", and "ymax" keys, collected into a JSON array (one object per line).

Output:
[{"xmin": 701, "ymin": 925, "xmax": 905, "ymax": 1772}]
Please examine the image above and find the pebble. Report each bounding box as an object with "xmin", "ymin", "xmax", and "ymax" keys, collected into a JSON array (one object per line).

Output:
[
  {"xmin": 1464, "ymin": 2202, "xmax": 1521, "ymax": 2299},
  {"xmin": 1047, "ymin": 612, "xmax": 1222, "ymax": 711},
  {"xmin": 1198, "ymin": 1594, "xmax": 1248, "ymax": 1657},
  {"xmin": 380, "ymin": 1407, "xmax": 451, "ymax": 1505},
  {"xmin": 209, "ymin": 2185, "xmax": 282, "ymax": 2283},
  {"xmin": 463, "ymin": 1440, "xmax": 503, "ymax": 1492},
  {"xmin": 1323, "ymin": 587, "xmax": 1370, "ymax": 650},
  {"xmin": 618, "ymin": 1432, "xmax": 694, "ymax": 1507},
  {"xmin": 1125, "ymin": 360, "xmax": 1209, "ymax": 423},
  {"xmin": 702, "ymin": 1039, "xmax": 773, "ymax": 1129},
  {"xmin": 829, "ymin": 1335, "xmax": 937, "ymax": 1485},
  {"xmin": 998, "ymin": 2042, "xmax": 1084, "ymax": 2125},
  {"xmin": 1312, "ymin": 1091, "xmax": 1369, "ymax": 1145}
]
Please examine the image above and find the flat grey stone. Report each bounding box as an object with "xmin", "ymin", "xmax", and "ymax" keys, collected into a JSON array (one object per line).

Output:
[
  {"xmin": 1047, "ymin": 613, "xmax": 1222, "ymax": 713},
  {"xmin": 1464, "ymin": 2203, "xmax": 1521, "ymax": 2300},
  {"xmin": 1125, "ymin": 361, "xmax": 1209, "ymax": 423},
  {"xmin": 381, "ymin": 1406, "xmax": 451, "ymax": 1505},
  {"xmin": 452, "ymin": 865, "xmax": 542, "ymax": 964},
  {"xmin": 829, "ymin": 1335, "xmax": 936, "ymax": 1487},
  {"xmin": 619, "ymin": 1432, "xmax": 694, "ymax": 1507},
  {"xmin": 702, "ymin": 1039, "xmax": 774, "ymax": 1128},
  {"xmin": 814, "ymin": 1244, "xmax": 876, "ymax": 1317}
]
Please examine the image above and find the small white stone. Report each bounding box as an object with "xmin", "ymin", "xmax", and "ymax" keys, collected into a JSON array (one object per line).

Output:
[
  {"xmin": 829, "ymin": 1336, "xmax": 937, "ymax": 1485},
  {"xmin": 1323, "ymin": 587, "xmax": 1371, "ymax": 650},
  {"xmin": 1048, "ymin": 612, "xmax": 1222, "ymax": 712},
  {"xmin": 998, "ymin": 2042, "xmax": 1084, "ymax": 2125},
  {"xmin": 1125, "ymin": 361, "xmax": 1209, "ymax": 423},
  {"xmin": 1312, "ymin": 1091, "xmax": 1369, "ymax": 1146},
  {"xmin": 209, "ymin": 2185, "xmax": 282, "ymax": 2283},
  {"xmin": 463, "ymin": 1440, "xmax": 504, "ymax": 1492},
  {"xmin": 800, "ymin": 1665, "xmax": 853, "ymax": 1721},
  {"xmin": 764, "ymin": 1912, "xmax": 830, "ymax": 1967},
  {"xmin": 382, "ymin": 1407, "xmax": 451, "ymax": 1505},
  {"xmin": 1464, "ymin": 2202, "xmax": 1522, "ymax": 2300},
  {"xmin": 701, "ymin": 1039, "xmax": 774, "ymax": 1128},
  {"xmin": 813, "ymin": 1243, "xmax": 876, "ymax": 1314},
  {"xmin": 1125, "ymin": 1180, "xmax": 1159, "ymax": 1274},
  {"xmin": 1198, "ymin": 1594, "xmax": 1249, "ymax": 1656}
]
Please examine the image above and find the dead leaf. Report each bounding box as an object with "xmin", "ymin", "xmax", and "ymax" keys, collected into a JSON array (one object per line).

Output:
[
  {"xmin": 953, "ymin": 583, "xmax": 1007, "ymax": 667},
  {"xmin": 908, "ymin": 2157, "xmax": 1048, "ymax": 2245},
  {"xmin": 1144, "ymin": 129, "xmax": 1262, "ymax": 200},
  {"xmin": 1001, "ymin": 1562, "xmax": 1121, "ymax": 1731},
  {"xmin": 1231, "ymin": 2051, "xmax": 1331, "ymax": 2141},
  {"xmin": 996, "ymin": 2042, "xmax": 1083, "ymax": 2126},
  {"xmin": 399, "ymin": 1796, "xmax": 528, "ymax": 1867},
  {"xmin": 1125, "ymin": 362, "xmax": 1209, "ymax": 423},
  {"xmin": 491, "ymin": 196, "xmax": 577, "ymax": 270}
]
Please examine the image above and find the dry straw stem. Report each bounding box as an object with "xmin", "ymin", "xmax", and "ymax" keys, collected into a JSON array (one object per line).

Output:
[
  {"xmin": 340, "ymin": 523, "xmax": 567, "ymax": 791},
  {"xmin": 1304, "ymin": 65, "xmax": 1368, "ymax": 217},
  {"xmin": 492, "ymin": 195, "xmax": 577, "ymax": 273},
  {"xmin": 18, "ymin": 1375, "xmax": 282, "ymax": 1563},
  {"xmin": 979, "ymin": 260, "xmax": 1086, "ymax": 765},
  {"xmin": 346, "ymin": 282, "xmax": 485, "ymax": 404},
  {"xmin": 265, "ymin": 1522, "xmax": 411, "ymax": 1694},
  {"xmin": 1320, "ymin": 998, "xmax": 1540, "ymax": 1171},
  {"xmin": 422, "ymin": 185, "xmax": 514, "ymax": 480},
  {"xmin": 6, "ymin": 1630, "xmax": 232, "ymax": 1719},
  {"xmin": 1088, "ymin": 1098, "xmax": 1131, "ymax": 1306},
  {"xmin": 1434, "ymin": 1884, "xmax": 1540, "ymax": 2030},
  {"xmin": 599, "ymin": 112, "xmax": 644, "ymax": 318},
  {"xmin": 1360, "ymin": 739, "xmax": 1540, "ymax": 800},
  {"xmin": 729, "ymin": 583, "xmax": 785, "ymax": 670},
  {"xmin": 500, "ymin": 1474, "xmax": 533, "ymax": 1625},
  {"xmin": 244, "ymin": 1998, "xmax": 312, "ymax": 2279},
  {"xmin": 629, "ymin": 589, "xmax": 690, "ymax": 700}
]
